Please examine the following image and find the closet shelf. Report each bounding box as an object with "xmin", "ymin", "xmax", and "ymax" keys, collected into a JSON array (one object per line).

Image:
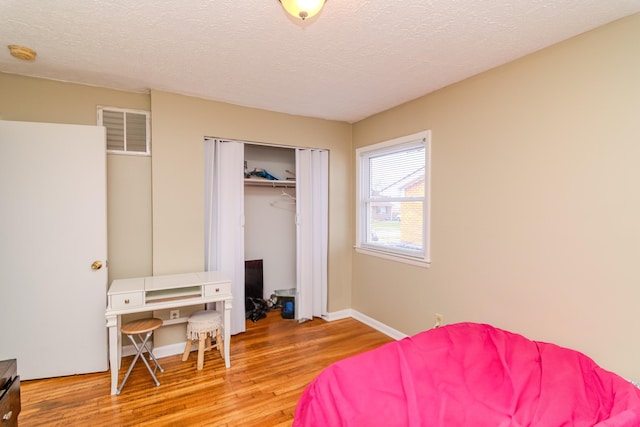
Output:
[{"xmin": 244, "ymin": 178, "xmax": 296, "ymax": 187}]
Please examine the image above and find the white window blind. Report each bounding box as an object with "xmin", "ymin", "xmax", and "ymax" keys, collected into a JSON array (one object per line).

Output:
[{"xmin": 356, "ymin": 131, "xmax": 431, "ymax": 267}]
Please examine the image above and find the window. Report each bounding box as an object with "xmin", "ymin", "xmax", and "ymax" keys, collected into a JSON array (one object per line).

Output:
[
  {"xmin": 356, "ymin": 131, "xmax": 431, "ymax": 267},
  {"xmin": 97, "ymin": 106, "xmax": 150, "ymax": 155}
]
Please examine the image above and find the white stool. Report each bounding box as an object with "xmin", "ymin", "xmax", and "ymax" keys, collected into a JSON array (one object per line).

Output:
[
  {"xmin": 117, "ymin": 318, "xmax": 164, "ymax": 394},
  {"xmin": 181, "ymin": 310, "xmax": 224, "ymax": 370}
]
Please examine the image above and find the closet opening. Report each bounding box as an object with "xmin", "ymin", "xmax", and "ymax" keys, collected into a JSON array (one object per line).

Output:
[
  {"xmin": 244, "ymin": 144, "xmax": 297, "ymax": 323},
  {"xmin": 204, "ymin": 138, "xmax": 328, "ymax": 335}
]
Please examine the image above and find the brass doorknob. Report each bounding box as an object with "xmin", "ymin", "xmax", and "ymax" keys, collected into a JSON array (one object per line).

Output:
[{"xmin": 91, "ymin": 261, "xmax": 103, "ymax": 270}]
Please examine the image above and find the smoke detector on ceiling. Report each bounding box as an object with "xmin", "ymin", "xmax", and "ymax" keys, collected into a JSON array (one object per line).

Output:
[{"xmin": 8, "ymin": 45, "xmax": 37, "ymax": 61}]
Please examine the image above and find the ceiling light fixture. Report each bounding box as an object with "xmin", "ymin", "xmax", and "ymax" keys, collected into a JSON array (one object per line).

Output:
[
  {"xmin": 279, "ymin": 0, "xmax": 326, "ymax": 21},
  {"xmin": 8, "ymin": 45, "xmax": 37, "ymax": 61}
]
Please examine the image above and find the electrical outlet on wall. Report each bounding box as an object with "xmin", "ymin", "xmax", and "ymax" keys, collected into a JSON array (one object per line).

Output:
[
  {"xmin": 170, "ymin": 309, "xmax": 180, "ymax": 320},
  {"xmin": 434, "ymin": 313, "xmax": 443, "ymax": 328}
]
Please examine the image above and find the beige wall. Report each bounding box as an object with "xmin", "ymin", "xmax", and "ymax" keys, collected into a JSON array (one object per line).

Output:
[
  {"xmin": 352, "ymin": 14, "xmax": 640, "ymax": 380},
  {"xmin": 149, "ymin": 91, "xmax": 352, "ymax": 346},
  {"xmin": 0, "ymin": 74, "xmax": 353, "ymax": 347},
  {"xmin": 149, "ymin": 90, "xmax": 353, "ymax": 312},
  {"xmin": 0, "ymin": 73, "xmax": 152, "ymax": 282}
]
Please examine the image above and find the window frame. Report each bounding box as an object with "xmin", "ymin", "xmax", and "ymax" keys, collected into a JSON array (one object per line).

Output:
[
  {"xmin": 355, "ymin": 130, "xmax": 431, "ymax": 268},
  {"xmin": 97, "ymin": 106, "xmax": 151, "ymax": 156}
]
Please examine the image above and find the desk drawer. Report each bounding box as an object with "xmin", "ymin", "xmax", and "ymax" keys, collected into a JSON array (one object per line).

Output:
[
  {"xmin": 204, "ymin": 282, "xmax": 231, "ymax": 297},
  {"xmin": 110, "ymin": 292, "xmax": 143, "ymax": 309}
]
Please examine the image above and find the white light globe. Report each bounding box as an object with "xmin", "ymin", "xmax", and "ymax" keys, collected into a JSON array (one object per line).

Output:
[{"xmin": 279, "ymin": 0, "xmax": 326, "ymax": 20}]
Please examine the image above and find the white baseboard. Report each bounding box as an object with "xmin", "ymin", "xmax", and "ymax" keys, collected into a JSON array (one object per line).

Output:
[
  {"xmin": 121, "ymin": 344, "xmax": 137, "ymax": 357},
  {"xmin": 321, "ymin": 309, "xmax": 352, "ymax": 322},
  {"xmin": 122, "ymin": 342, "xmax": 187, "ymax": 359},
  {"xmin": 324, "ymin": 309, "xmax": 408, "ymax": 341},
  {"xmin": 350, "ymin": 310, "xmax": 408, "ymax": 340},
  {"xmin": 153, "ymin": 342, "xmax": 188, "ymax": 359}
]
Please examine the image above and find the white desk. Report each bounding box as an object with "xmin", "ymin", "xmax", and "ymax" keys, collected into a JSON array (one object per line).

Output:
[{"xmin": 105, "ymin": 271, "xmax": 233, "ymax": 395}]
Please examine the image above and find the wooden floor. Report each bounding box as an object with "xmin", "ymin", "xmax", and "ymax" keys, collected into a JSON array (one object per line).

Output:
[{"xmin": 20, "ymin": 311, "xmax": 393, "ymax": 426}]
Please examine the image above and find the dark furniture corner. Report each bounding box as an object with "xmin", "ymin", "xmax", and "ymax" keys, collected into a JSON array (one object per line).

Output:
[{"xmin": 0, "ymin": 359, "xmax": 20, "ymax": 427}]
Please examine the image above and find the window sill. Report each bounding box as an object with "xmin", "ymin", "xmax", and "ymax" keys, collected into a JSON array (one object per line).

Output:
[
  {"xmin": 355, "ymin": 246, "xmax": 431, "ymax": 268},
  {"xmin": 107, "ymin": 150, "xmax": 151, "ymax": 157}
]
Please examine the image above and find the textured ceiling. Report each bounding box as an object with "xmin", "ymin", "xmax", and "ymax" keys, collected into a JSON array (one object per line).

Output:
[{"xmin": 1, "ymin": 1, "xmax": 639, "ymax": 123}]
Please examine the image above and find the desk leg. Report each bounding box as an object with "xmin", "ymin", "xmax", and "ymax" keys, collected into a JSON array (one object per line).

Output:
[
  {"xmin": 223, "ymin": 299, "xmax": 232, "ymax": 368},
  {"xmin": 106, "ymin": 314, "xmax": 121, "ymax": 395}
]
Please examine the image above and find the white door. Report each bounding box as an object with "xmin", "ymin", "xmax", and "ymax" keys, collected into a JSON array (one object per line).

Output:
[
  {"xmin": 204, "ymin": 138, "xmax": 246, "ymax": 335},
  {"xmin": 0, "ymin": 120, "xmax": 108, "ymax": 380},
  {"xmin": 296, "ymin": 149, "xmax": 329, "ymax": 321}
]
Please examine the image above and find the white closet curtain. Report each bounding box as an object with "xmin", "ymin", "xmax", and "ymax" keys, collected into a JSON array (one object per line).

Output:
[
  {"xmin": 296, "ymin": 149, "xmax": 329, "ymax": 320},
  {"xmin": 204, "ymin": 138, "xmax": 246, "ymax": 335}
]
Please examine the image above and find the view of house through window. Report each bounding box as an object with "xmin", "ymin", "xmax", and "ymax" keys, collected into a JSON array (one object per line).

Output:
[{"xmin": 356, "ymin": 131, "xmax": 431, "ymax": 266}]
